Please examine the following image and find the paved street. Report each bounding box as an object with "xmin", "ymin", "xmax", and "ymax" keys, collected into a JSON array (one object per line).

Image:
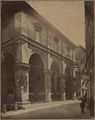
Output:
[{"xmin": 5, "ymin": 102, "xmax": 91, "ymax": 119}]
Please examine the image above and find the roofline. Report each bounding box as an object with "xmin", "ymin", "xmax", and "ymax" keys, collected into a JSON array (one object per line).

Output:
[
  {"xmin": 26, "ymin": 2, "xmax": 76, "ymax": 48},
  {"xmin": 2, "ymin": 1, "xmax": 76, "ymax": 48}
]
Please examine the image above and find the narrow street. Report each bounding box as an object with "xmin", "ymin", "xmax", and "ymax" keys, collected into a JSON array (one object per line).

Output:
[
  {"xmin": 6, "ymin": 102, "xmax": 90, "ymax": 119},
  {"xmin": 1, "ymin": 1, "xmax": 94, "ymax": 120}
]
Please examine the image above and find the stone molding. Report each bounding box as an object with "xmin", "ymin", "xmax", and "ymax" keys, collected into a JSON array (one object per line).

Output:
[
  {"xmin": 15, "ymin": 62, "xmax": 29, "ymax": 70},
  {"xmin": 34, "ymin": 23, "xmax": 42, "ymax": 31},
  {"xmin": 2, "ymin": 34, "xmax": 75, "ymax": 65}
]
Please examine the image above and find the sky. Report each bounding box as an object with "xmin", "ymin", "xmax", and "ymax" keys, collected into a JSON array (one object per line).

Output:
[{"xmin": 27, "ymin": 0, "xmax": 85, "ymax": 48}]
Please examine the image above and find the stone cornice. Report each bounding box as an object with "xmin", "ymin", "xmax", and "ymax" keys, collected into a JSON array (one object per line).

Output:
[
  {"xmin": 2, "ymin": 34, "xmax": 76, "ymax": 65},
  {"xmin": 1, "ymin": 39, "xmax": 14, "ymax": 48},
  {"xmin": 20, "ymin": 34, "xmax": 75, "ymax": 65}
]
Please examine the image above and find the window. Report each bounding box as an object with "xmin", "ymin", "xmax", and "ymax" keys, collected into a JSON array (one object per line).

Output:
[
  {"xmin": 54, "ymin": 37, "xmax": 59, "ymax": 52},
  {"xmin": 34, "ymin": 23, "xmax": 41, "ymax": 43},
  {"xmin": 66, "ymin": 47, "xmax": 70, "ymax": 57}
]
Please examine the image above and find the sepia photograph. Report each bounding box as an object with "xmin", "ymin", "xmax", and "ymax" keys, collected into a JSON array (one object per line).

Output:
[{"xmin": 1, "ymin": 0, "xmax": 94, "ymax": 119}]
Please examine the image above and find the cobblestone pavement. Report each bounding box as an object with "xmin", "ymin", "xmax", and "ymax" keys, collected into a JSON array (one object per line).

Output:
[{"xmin": 5, "ymin": 102, "xmax": 91, "ymax": 119}]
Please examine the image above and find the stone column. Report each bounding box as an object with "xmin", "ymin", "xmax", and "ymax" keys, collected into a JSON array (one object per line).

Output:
[
  {"xmin": 15, "ymin": 63, "xmax": 30, "ymax": 105},
  {"xmin": 60, "ymin": 75, "xmax": 66, "ymax": 100},
  {"xmin": 44, "ymin": 70, "xmax": 52, "ymax": 102}
]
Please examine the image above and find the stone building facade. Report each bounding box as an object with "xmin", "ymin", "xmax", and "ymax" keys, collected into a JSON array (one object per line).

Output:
[
  {"xmin": 1, "ymin": 1, "xmax": 77, "ymax": 109},
  {"xmin": 85, "ymin": 0, "xmax": 94, "ymax": 105}
]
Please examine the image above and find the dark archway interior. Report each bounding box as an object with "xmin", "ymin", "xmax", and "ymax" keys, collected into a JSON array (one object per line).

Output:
[
  {"xmin": 65, "ymin": 66, "xmax": 73, "ymax": 99},
  {"xmin": 1, "ymin": 53, "xmax": 15, "ymax": 110},
  {"xmin": 29, "ymin": 53, "xmax": 45, "ymax": 102},
  {"xmin": 51, "ymin": 62, "xmax": 61, "ymax": 101}
]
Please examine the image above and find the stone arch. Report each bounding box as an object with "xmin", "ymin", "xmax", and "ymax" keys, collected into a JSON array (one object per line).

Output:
[
  {"xmin": 50, "ymin": 61, "xmax": 61, "ymax": 101},
  {"xmin": 1, "ymin": 52, "xmax": 15, "ymax": 110},
  {"xmin": 29, "ymin": 53, "xmax": 45, "ymax": 102},
  {"xmin": 28, "ymin": 50, "xmax": 46, "ymax": 70}
]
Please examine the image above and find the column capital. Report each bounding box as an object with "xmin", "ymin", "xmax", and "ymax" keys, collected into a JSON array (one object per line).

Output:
[
  {"xmin": 15, "ymin": 35, "xmax": 27, "ymax": 44},
  {"xmin": 15, "ymin": 62, "xmax": 29, "ymax": 70},
  {"xmin": 44, "ymin": 69, "xmax": 51, "ymax": 74}
]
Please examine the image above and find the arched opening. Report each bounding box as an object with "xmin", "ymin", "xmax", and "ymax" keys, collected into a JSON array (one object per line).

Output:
[
  {"xmin": 51, "ymin": 61, "xmax": 61, "ymax": 101},
  {"xmin": 29, "ymin": 53, "xmax": 45, "ymax": 102},
  {"xmin": 1, "ymin": 53, "xmax": 15, "ymax": 110}
]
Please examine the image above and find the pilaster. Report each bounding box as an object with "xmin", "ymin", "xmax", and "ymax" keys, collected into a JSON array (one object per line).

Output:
[
  {"xmin": 44, "ymin": 70, "xmax": 52, "ymax": 102},
  {"xmin": 15, "ymin": 40, "xmax": 22, "ymax": 63},
  {"xmin": 60, "ymin": 75, "xmax": 66, "ymax": 100}
]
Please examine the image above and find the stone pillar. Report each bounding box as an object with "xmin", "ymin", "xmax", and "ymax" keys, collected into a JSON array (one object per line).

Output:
[
  {"xmin": 44, "ymin": 70, "xmax": 52, "ymax": 102},
  {"xmin": 60, "ymin": 75, "xmax": 66, "ymax": 100},
  {"xmin": 15, "ymin": 40, "xmax": 29, "ymax": 106},
  {"xmin": 15, "ymin": 63, "xmax": 30, "ymax": 105},
  {"xmin": 74, "ymin": 92, "xmax": 76, "ymax": 99},
  {"xmin": 15, "ymin": 40, "xmax": 22, "ymax": 63}
]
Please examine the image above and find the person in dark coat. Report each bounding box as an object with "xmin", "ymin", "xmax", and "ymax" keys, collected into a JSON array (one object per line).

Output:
[{"xmin": 80, "ymin": 97, "xmax": 86, "ymax": 113}]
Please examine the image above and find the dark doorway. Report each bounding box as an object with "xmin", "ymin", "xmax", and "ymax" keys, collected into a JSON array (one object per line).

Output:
[
  {"xmin": 29, "ymin": 53, "xmax": 45, "ymax": 102},
  {"xmin": 51, "ymin": 61, "xmax": 61, "ymax": 101},
  {"xmin": 65, "ymin": 66, "xmax": 73, "ymax": 99}
]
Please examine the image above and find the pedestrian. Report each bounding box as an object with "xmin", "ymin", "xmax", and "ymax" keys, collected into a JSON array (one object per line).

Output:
[{"xmin": 80, "ymin": 97, "xmax": 85, "ymax": 113}]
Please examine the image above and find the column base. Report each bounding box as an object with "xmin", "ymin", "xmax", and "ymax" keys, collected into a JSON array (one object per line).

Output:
[
  {"xmin": 61, "ymin": 93, "xmax": 66, "ymax": 101},
  {"xmin": 15, "ymin": 101, "xmax": 30, "ymax": 110},
  {"xmin": 46, "ymin": 92, "xmax": 52, "ymax": 102},
  {"xmin": 74, "ymin": 92, "xmax": 77, "ymax": 99}
]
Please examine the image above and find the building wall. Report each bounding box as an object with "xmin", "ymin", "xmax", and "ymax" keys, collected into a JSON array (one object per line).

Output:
[
  {"xmin": 85, "ymin": 1, "xmax": 94, "ymax": 101},
  {"xmin": 1, "ymin": 14, "xmax": 15, "ymax": 43},
  {"xmin": 1, "ymin": 1, "xmax": 76, "ymax": 109},
  {"xmin": 2, "ymin": 8, "xmax": 75, "ymax": 60}
]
